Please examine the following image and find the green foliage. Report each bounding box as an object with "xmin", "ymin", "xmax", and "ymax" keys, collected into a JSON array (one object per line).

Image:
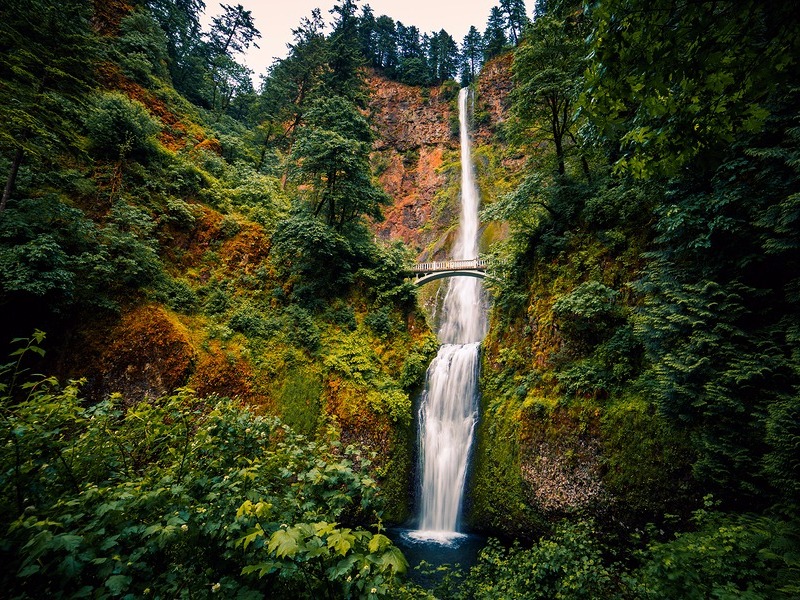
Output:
[
  {"xmin": 584, "ymin": 0, "xmax": 799, "ymax": 178},
  {"xmin": 452, "ymin": 511, "xmax": 800, "ymax": 600},
  {"xmin": 512, "ymin": 6, "xmax": 588, "ymax": 176},
  {"xmin": 0, "ymin": 335, "xmax": 408, "ymax": 599},
  {"xmin": 551, "ymin": 281, "xmax": 621, "ymax": 345},
  {"xmin": 272, "ymin": 212, "xmax": 357, "ymax": 304},
  {"xmin": 85, "ymin": 92, "xmax": 161, "ymax": 161},
  {"xmin": 114, "ymin": 9, "xmax": 169, "ymax": 83},
  {"xmin": 460, "ymin": 521, "xmax": 621, "ymax": 600},
  {"xmin": 284, "ymin": 304, "xmax": 321, "ymax": 352},
  {"xmin": 0, "ymin": 196, "xmax": 163, "ymax": 314},
  {"xmin": 398, "ymin": 336, "xmax": 439, "ymax": 391},
  {"xmin": 151, "ymin": 275, "xmax": 199, "ymax": 313},
  {"xmin": 364, "ymin": 306, "xmax": 396, "ymax": 338},
  {"xmin": 290, "ymin": 96, "xmax": 389, "ymax": 231},
  {"xmin": 276, "ymin": 368, "xmax": 323, "ymax": 436},
  {"xmin": 228, "ymin": 304, "xmax": 271, "ymax": 338},
  {"xmin": 600, "ymin": 395, "xmax": 693, "ymax": 514},
  {"xmin": 632, "ymin": 507, "xmax": 800, "ymax": 599},
  {"xmin": 323, "ymin": 333, "xmax": 412, "ymax": 424}
]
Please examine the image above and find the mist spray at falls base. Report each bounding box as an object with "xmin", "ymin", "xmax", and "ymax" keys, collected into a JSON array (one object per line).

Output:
[{"xmin": 405, "ymin": 88, "xmax": 487, "ymax": 547}]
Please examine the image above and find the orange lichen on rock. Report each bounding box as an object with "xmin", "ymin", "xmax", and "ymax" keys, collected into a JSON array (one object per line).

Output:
[
  {"xmin": 193, "ymin": 138, "xmax": 223, "ymax": 155},
  {"xmin": 475, "ymin": 53, "xmax": 514, "ymax": 145},
  {"xmin": 220, "ymin": 223, "xmax": 271, "ymax": 273},
  {"xmin": 374, "ymin": 146, "xmax": 448, "ymax": 249},
  {"xmin": 324, "ymin": 378, "xmax": 393, "ymax": 458},
  {"xmin": 190, "ymin": 342, "xmax": 259, "ymax": 404},
  {"xmin": 61, "ymin": 304, "xmax": 197, "ymax": 403},
  {"xmin": 95, "ymin": 62, "xmax": 209, "ymax": 152}
]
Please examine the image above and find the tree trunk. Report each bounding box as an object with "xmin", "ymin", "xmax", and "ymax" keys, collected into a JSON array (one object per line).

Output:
[{"xmin": 1, "ymin": 146, "xmax": 24, "ymax": 213}]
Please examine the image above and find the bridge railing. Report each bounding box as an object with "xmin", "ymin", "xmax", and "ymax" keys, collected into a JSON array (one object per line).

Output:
[{"xmin": 411, "ymin": 258, "xmax": 488, "ymax": 273}]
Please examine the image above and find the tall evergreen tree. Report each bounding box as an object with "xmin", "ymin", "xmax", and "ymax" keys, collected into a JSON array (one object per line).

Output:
[
  {"xmin": 461, "ymin": 26, "xmax": 484, "ymax": 84},
  {"xmin": 0, "ymin": 0, "xmax": 97, "ymax": 212},
  {"xmin": 483, "ymin": 6, "xmax": 508, "ymax": 60},
  {"xmin": 324, "ymin": 0, "xmax": 366, "ymax": 103},
  {"xmin": 501, "ymin": 0, "xmax": 529, "ymax": 45},
  {"xmin": 257, "ymin": 9, "xmax": 327, "ymax": 153},
  {"xmin": 207, "ymin": 3, "xmax": 260, "ymax": 113},
  {"xmin": 144, "ymin": 0, "xmax": 206, "ymax": 98},
  {"xmin": 428, "ymin": 30, "xmax": 459, "ymax": 84},
  {"xmin": 356, "ymin": 4, "xmax": 377, "ymax": 64},
  {"xmin": 374, "ymin": 15, "xmax": 399, "ymax": 73},
  {"xmin": 512, "ymin": 6, "xmax": 587, "ymax": 176},
  {"xmin": 290, "ymin": 96, "xmax": 389, "ymax": 230}
]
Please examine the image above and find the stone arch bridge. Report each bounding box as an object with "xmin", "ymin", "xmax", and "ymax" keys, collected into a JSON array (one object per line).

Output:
[{"xmin": 410, "ymin": 258, "xmax": 488, "ymax": 286}]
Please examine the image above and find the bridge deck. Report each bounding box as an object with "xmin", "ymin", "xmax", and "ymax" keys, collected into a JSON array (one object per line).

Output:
[{"xmin": 411, "ymin": 258, "xmax": 487, "ymax": 274}]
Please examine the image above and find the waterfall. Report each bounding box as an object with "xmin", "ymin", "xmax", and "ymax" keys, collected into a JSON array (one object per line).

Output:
[{"xmin": 412, "ymin": 88, "xmax": 486, "ymax": 542}]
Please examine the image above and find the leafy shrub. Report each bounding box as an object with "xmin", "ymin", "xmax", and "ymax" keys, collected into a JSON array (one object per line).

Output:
[
  {"xmin": 460, "ymin": 520, "xmax": 622, "ymax": 600},
  {"xmin": 326, "ymin": 302, "xmax": 357, "ymax": 331},
  {"xmin": 632, "ymin": 506, "xmax": 799, "ymax": 599},
  {"xmin": 201, "ymin": 280, "xmax": 231, "ymax": 315},
  {"xmin": 100, "ymin": 201, "xmax": 162, "ymax": 289},
  {"xmin": 0, "ymin": 335, "xmax": 408, "ymax": 599},
  {"xmin": 364, "ymin": 306, "xmax": 395, "ymax": 338},
  {"xmin": 556, "ymin": 358, "xmax": 613, "ymax": 398},
  {"xmin": 399, "ymin": 336, "xmax": 439, "ymax": 391},
  {"xmin": 0, "ymin": 195, "xmax": 162, "ymax": 314},
  {"xmin": 85, "ymin": 92, "xmax": 161, "ymax": 160},
  {"xmin": 552, "ymin": 281, "xmax": 621, "ymax": 347},
  {"xmin": 152, "ymin": 275, "xmax": 198, "ymax": 313},
  {"xmin": 163, "ymin": 197, "xmax": 197, "ymax": 230},
  {"xmin": 217, "ymin": 215, "xmax": 241, "ymax": 239},
  {"xmin": 228, "ymin": 305, "xmax": 270, "ymax": 338},
  {"xmin": 272, "ymin": 213, "xmax": 357, "ymax": 304},
  {"xmin": 114, "ymin": 9, "xmax": 169, "ymax": 82},
  {"xmin": 284, "ymin": 304, "xmax": 320, "ymax": 352}
]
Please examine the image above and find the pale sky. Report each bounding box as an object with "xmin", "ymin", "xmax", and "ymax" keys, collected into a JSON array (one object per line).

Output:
[{"xmin": 201, "ymin": 0, "xmax": 512, "ymax": 81}]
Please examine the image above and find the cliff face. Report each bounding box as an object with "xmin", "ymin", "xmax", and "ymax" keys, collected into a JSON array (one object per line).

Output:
[
  {"xmin": 368, "ymin": 76, "xmax": 457, "ymax": 255},
  {"xmin": 474, "ymin": 53, "xmax": 514, "ymax": 145}
]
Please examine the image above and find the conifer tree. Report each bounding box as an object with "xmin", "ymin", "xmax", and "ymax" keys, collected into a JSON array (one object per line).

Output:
[
  {"xmin": 512, "ymin": 8, "xmax": 587, "ymax": 176},
  {"xmin": 374, "ymin": 15, "xmax": 399, "ymax": 73},
  {"xmin": 144, "ymin": 0, "xmax": 206, "ymax": 97},
  {"xmin": 324, "ymin": 0, "xmax": 367, "ymax": 103},
  {"xmin": 207, "ymin": 3, "xmax": 260, "ymax": 113},
  {"xmin": 461, "ymin": 26, "xmax": 484, "ymax": 84},
  {"xmin": 356, "ymin": 5, "xmax": 377, "ymax": 64},
  {"xmin": 290, "ymin": 96, "xmax": 389, "ymax": 230},
  {"xmin": 483, "ymin": 6, "xmax": 508, "ymax": 60},
  {"xmin": 501, "ymin": 0, "xmax": 529, "ymax": 45},
  {"xmin": 0, "ymin": 0, "xmax": 97, "ymax": 212}
]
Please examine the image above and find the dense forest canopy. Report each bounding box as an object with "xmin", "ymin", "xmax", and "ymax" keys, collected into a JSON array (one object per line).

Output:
[{"xmin": 1, "ymin": 0, "xmax": 799, "ymax": 597}]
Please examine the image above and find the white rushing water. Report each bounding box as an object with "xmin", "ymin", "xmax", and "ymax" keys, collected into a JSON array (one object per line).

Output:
[{"xmin": 412, "ymin": 88, "xmax": 487, "ymax": 543}]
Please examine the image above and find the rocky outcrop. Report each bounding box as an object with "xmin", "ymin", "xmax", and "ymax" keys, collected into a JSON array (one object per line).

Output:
[
  {"xmin": 369, "ymin": 77, "xmax": 456, "ymax": 152},
  {"xmin": 475, "ymin": 53, "xmax": 515, "ymax": 145},
  {"xmin": 368, "ymin": 76, "xmax": 458, "ymax": 252}
]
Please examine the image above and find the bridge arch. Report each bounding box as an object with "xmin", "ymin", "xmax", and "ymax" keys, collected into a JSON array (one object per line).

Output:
[
  {"xmin": 413, "ymin": 269, "xmax": 486, "ymax": 287},
  {"xmin": 410, "ymin": 258, "xmax": 489, "ymax": 287}
]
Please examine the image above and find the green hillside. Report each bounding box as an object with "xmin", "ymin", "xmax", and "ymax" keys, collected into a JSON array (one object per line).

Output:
[{"xmin": 1, "ymin": 0, "xmax": 799, "ymax": 598}]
